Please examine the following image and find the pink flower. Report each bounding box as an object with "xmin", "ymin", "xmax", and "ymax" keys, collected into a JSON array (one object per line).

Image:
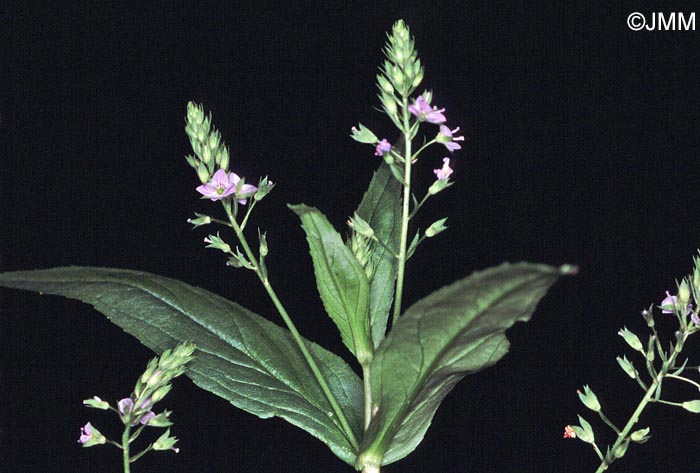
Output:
[
  {"xmin": 118, "ymin": 397, "xmax": 156, "ymax": 426},
  {"xmin": 434, "ymin": 158, "xmax": 453, "ymax": 181},
  {"xmin": 196, "ymin": 169, "xmax": 237, "ymax": 201},
  {"xmin": 437, "ymin": 125, "xmax": 465, "ymax": 152},
  {"xmin": 78, "ymin": 423, "xmax": 94, "ymax": 444},
  {"xmin": 660, "ymin": 290, "xmax": 691, "ymax": 315},
  {"xmin": 408, "ymin": 95, "xmax": 446, "ymax": 124},
  {"xmin": 196, "ymin": 169, "xmax": 258, "ymax": 204},
  {"xmin": 78, "ymin": 422, "xmax": 106, "ymax": 446},
  {"xmin": 563, "ymin": 425, "xmax": 576, "ymax": 439},
  {"xmin": 374, "ymin": 139, "xmax": 392, "ymax": 156}
]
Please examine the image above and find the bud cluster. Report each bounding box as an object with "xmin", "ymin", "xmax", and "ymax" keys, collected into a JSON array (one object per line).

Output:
[
  {"xmin": 185, "ymin": 102, "xmax": 230, "ymax": 183},
  {"xmin": 78, "ymin": 342, "xmax": 195, "ymax": 463}
]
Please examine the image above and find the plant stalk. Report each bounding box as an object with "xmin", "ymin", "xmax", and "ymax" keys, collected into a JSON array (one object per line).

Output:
[
  {"xmin": 392, "ymin": 97, "xmax": 413, "ymax": 327},
  {"xmin": 595, "ymin": 333, "xmax": 686, "ymax": 472},
  {"xmin": 122, "ymin": 424, "xmax": 131, "ymax": 473},
  {"xmin": 225, "ymin": 207, "xmax": 359, "ymax": 451}
]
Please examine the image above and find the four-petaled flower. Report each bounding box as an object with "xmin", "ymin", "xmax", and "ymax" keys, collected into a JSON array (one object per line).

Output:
[
  {"xmin": 374, "ymin": 139, "xmax": 392, "ymax": 156},
  {"xmin": 563, "ymin": 425, "xmax": 577, "ymax": 439},
  {"xmin": 437, "ymin": 125, "xmax": 465, "ymax": 152},
  {"xmin": 197, "ymin": 169, "xmax": 258, "ymax": 204},
  {"xmin": 408, "ymin": 95, "xmax": 446, "ymax": 124},
  {"xmin": 434, "ymin": 157, "xmax": 453, "ymax": 181}
]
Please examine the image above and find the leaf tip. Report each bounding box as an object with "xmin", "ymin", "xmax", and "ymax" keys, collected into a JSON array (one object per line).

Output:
[{"xmin": 558, "ymin": 264, "xmax": 579, "ymax": 276}]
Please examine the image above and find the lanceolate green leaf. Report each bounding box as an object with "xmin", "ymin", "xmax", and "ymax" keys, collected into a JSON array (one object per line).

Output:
[
  {"xmin": 0, "ymin": 267, "xmax": 363, "ymax": 465},
  {"xmin": 355, "ymin": 162, "xmax": 402, "ymax": 347},
  {"xmin": 290, "ymin": 204, "xmax": 372, "ymax": 360},
  {"xmin": 356, "ymin": 262, "xmax": 571, "ymax": 468}
]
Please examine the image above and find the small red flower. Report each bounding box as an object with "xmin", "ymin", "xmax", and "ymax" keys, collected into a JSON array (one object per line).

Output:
[{"xmin": 563, "ymin": 425, "xmax": 577, "ymax": 439}]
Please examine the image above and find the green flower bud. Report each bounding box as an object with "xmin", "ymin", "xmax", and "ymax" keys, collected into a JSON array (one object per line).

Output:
[
  {"xmin": 152, "ymin": 429, "xmax": 179, "ymax": 453},
  {"xmin": 196, "ymin": 162, "xmax": 210, "ymax": 183},
  {"xmin": 612, "ymin": 439, "xmax": 629, "ymax": 459},
  {"xmin": 682, "ymin": 400, "xmax": 700, "ymax": 413},
  {"xmin": 259, "ymin": 231, "xmax": 268, "ymax": 257},
  {"xmin": 630, "ymin": 427, "xmax": 650, "ymax": 443},
  {"xmin": 188, "ymin": 213, "xmax": 212, "ymax": 228},
  {"xmin": 577, "ymin": 385, "xmax": 601, "ymax": 413},
  {"xmin": 616, "ymin": 355, "xmax": 637, "ymax": 379},
  {"xmin": 380, "ymin": 91, "xmax": 398, "ymax": 116},
  {"xmin": 425, "ymin": 218, "xmax": 448, "ymax": 238},
  {"xmin": 82, "ymin": 396, "xmax": 110, "ymax": 410},
  {"xmin": 376, "ymin": 74, "xmax": 394, "ymax": 94},
  {"xmin": 678, "ymin": 279, "xmax": 691, "ymax": 309},
  {"xmin": 215, "ymin": 145, "xmax": 229, "ymax": 170},
  {"xmin": 572, "ymin": 415, "xmax": 595, "ymax": 444},
  {"xmin": 618, "ymin": 326, "xmax": 643, "ymax": 352},
  {"xmin": 350, "ymin": 123, "xmax": 379, "ymax": 144},
  {"xmin": 146, "ymin": 410, "xmax": 174, "ymax": 428},
  {"xmin": 348, "ymin": 213, "xmax": 374, "ymax": 239},
  {"xmin": 204, "ymin": 233, "xmax": 231, "ymax": 254},
  {"xmin": 151, "ymin": 384, "xmax": 173, "ymax": 404}
]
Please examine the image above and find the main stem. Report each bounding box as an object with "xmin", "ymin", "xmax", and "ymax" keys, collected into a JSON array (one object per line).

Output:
[
  {"xmin": 122, "ymin": 424, "xmax": 131, "ymax": 473},
  {"xmin": 392, "ymin": 97, "xmax": 413, "ymax": 327},
  {"xmin": 595, "ymin": 335, "xmax": 685, "ymax": 472},
  {"xmin": 226, "ymin": 209, "xmax": 359, "ymax": 451}
]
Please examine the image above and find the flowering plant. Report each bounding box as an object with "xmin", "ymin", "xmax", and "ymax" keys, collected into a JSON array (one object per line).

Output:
[
  {"xmin": 0, "ymin": 21, "xmax": 573, "ymax": 472},
  {"xmin": 565, "ymin": 255, "xmax": 700, "ymax": 472}
]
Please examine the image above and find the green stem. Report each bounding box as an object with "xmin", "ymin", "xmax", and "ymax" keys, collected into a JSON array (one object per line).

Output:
[
  {"xmin": 392, "ymin": 97, "xmax": 413, "ymax": 327},
  {"xmin": 122, "ymin": 424, "xmax": 131, "ymax": 473},
  {"xmin": 224, "ymin": 206, "xmax": 359, "ymax": 451},
  {"xmin": 595, "ymin": 336, "xmax": 685, "ymax": 472},
  {"xmin": 363, "ymin": 365, "xmax": 372, "ymax": 431}
]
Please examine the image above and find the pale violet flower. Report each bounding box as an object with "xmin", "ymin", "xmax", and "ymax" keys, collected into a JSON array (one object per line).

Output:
[
  {"xmin": 408, "ymin": 95, "xmax": 446, "ymax": 124},
  {"xmin": 196, "ymin": 169, "xmax": 237, "ymax": 201},
  {"xmin": 437, "ymin": 125, "xmax": 465, "ymax": 152},
  {"xmin": 78, "ymin": 422, "xmax": 106, "ymax": 447},
  {"xmin": 118, "ymin": 397, "xmax": 156, "ymax": 426},
  {"xmin": 374, "ymin": 139, "xmax": 392, "ymax": 156},
  {"xmin": 434, "ymin": 158, "xmax": 453, "ymax": 181},
  {"xmin": 660, "ymin": 290, "xmax": 692, "ymax": 315},
  {"xmin": 197, "ymin": 169, "xmax": 258, "ymax": 204}
]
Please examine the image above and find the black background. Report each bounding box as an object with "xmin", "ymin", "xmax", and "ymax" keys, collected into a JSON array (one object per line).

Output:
[{"xmin": 2, "ymin": 2, "xmax": 700, "ymax": 472}]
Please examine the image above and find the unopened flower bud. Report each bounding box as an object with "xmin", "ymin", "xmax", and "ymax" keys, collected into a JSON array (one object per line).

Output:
[
  {"xmin": 151, "ymin": 384, "xmax": 173, "ymax": 404},
  {"xmin": 197, "ymin": 162, "xmax": 210, "ymax": 183},
  {"xmin": 682, "ymin": 400, "xmax": 700, "ymax": 413},
  {"xmin": 630, "ymin": 427, "xmax": 650, "ymax": 443},
  {"xmin": 573, "ymin": 415, "xmax": 595, "ymax": 444},
  {"xmin": 152, "ymin": 429, "xmax": 180, "ymax": 453},
  {"xmin": 376, "ymin": 74, "xmax": 394, "ymax": 94},
  {"xmin": 425, "ymin": 218, "xmax": 448, "ymax": 238},
  {"xmin": 259, "ymin": 232, "xmax": 268, "ymax": 257},
  {"xmin": 618, "ymin": 326, "xmax": 643, "ymax": 352},
  {"xmin": 83, "ymin": 396, "xmax": 110, "ymax": 410},
  {"xmin": 146, "ymin": 410, "xmax": 174, "ymax": 428},
  {"xmin": 577, "ymin": 385, "xmax": 601, "ymax": 413},
  {"xmin": 351, "ymin": 123, "xmax": 379, "ymax": 144},
  {"xmin": 216, "ymin": 146, "xmax": 230, "ymax": 171},
  {"xmin": 348, "ymin": 213, "xmax": 374, "ymax": 239},
  {"xmin": 617, "ymin": 355, "xmax": 637, "ymax": 379}
]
